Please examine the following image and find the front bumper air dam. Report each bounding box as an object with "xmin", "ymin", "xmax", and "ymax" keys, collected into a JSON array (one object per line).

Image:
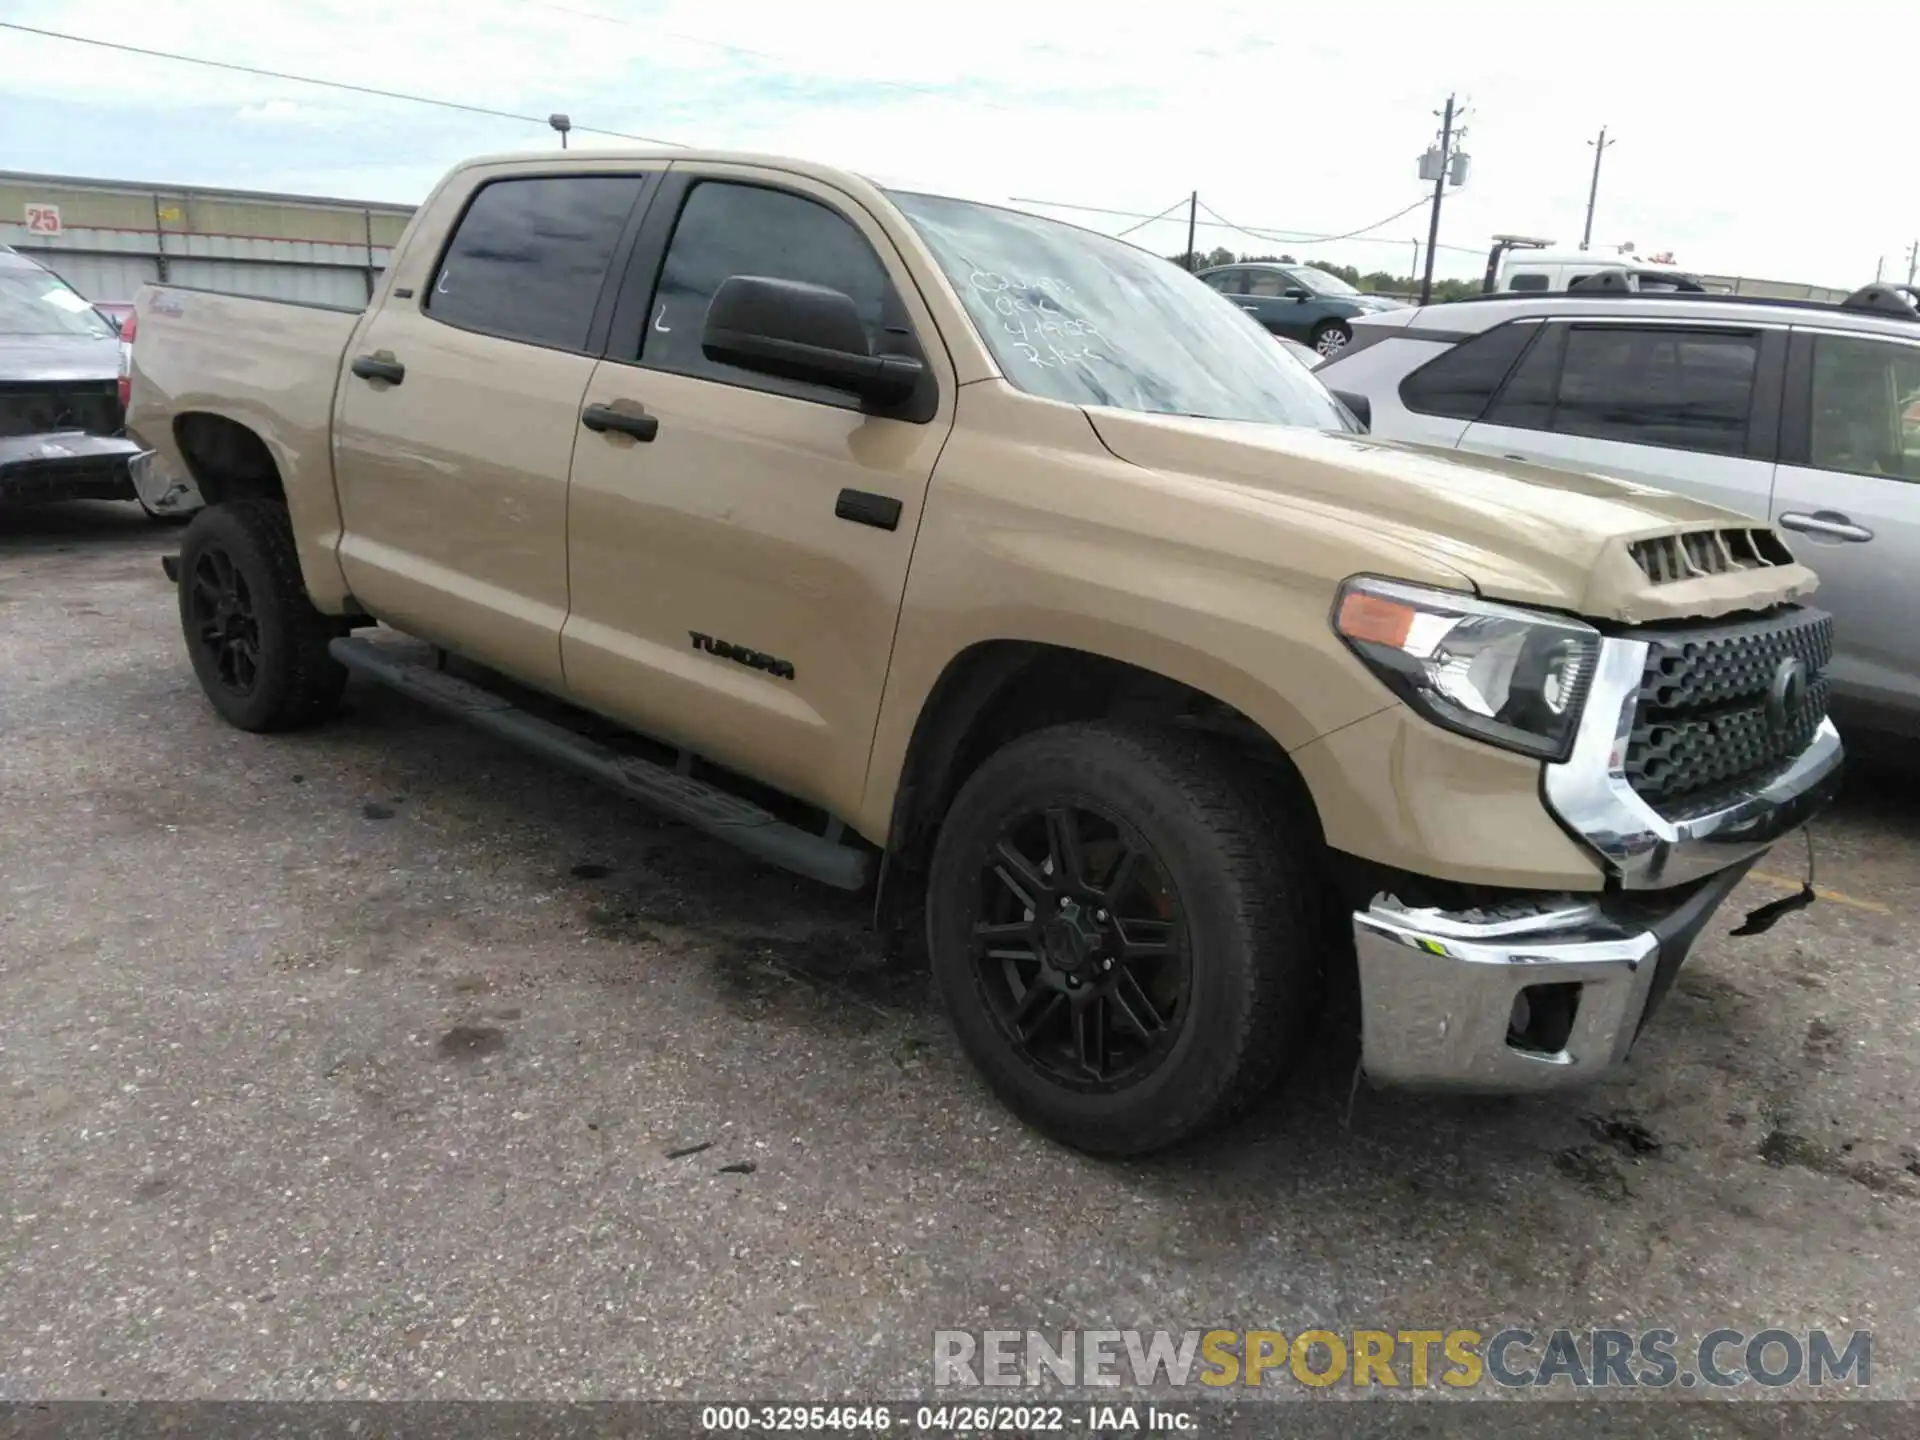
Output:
[{"xmin": 1353, "ymin": 861, "xmax": 1752, "ymax": 1091}]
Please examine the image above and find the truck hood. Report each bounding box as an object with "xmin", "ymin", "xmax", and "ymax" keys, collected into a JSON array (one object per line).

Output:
[
  {"xmin": 0, "ymin": 332, "xmax": 121, "ymax": 384},
  {"xmin": 1082, "ymin": 409, "xmax": 1818, "ymax": 624}
]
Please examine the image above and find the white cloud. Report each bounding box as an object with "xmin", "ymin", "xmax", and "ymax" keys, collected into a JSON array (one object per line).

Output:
[{"xmin": 1, "ymin": 0, "xmax": 1906, "ymax": 284}]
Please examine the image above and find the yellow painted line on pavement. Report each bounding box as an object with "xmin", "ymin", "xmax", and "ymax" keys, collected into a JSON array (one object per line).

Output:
[{"xmin": 1748, "ymin": 871, "xmax": 1893, "ymax": 915}]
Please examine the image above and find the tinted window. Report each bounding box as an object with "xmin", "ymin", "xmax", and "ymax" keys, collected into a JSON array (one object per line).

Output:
[
  {"xmin": 427, "ymin": 176, "xmax": 643, "ymax": 351},
  {"xmin": 1245, "ymin": 271, "xmax": 1292, "ymax": 297},
  {"xmin": 1507, "ymin": 273, "xmax": 1550, "ymax": 292},
  {"xmin": 641, "ymin": 182, "xmax": 904, "ymax": 403},
  {"xmin": 890, "ymin": 191, "xmax": 1354, "ymax": 429},
  {"xmin": 1553, "ymin": 326, "xmax": 1759, "ymax": 456},
  {"xmin": 1202, "ymin": 269, "xmax": 1244, "ymax": 294},
  {"xmin": 1808, "ymin": 334, "xmax": 1920, "ymax": 482},
  {"xmin": 1482, "ymin": 324, "xmax": 1565, "ymax": 429},
  {"xmin": 1399, "ymin": 322, "xmax": 1536, "ymax": 420}
]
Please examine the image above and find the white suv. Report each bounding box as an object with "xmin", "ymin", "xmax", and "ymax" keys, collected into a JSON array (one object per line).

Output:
[{"xmin": 1316, "ymin": 279, "xmax": 1920, "ymax": 743}]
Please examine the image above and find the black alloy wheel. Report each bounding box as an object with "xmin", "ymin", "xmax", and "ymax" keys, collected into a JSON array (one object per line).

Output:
[
  {"xmin": 970, "ymin": 801, "xmax": 1190, "ymax": 1092},
  {"xmin": 187, "ymin": 543, "xmax": 262, "ymax": 696}
]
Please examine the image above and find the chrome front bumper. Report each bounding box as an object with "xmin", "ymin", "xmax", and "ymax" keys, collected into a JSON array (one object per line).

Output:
[{"xmin": 1355, "ymin": 865, "xmax": 1749, "ymax": 1090}]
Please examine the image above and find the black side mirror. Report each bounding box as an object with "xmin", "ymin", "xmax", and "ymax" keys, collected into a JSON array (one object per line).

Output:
[
  {"xmin": 702, "ymin": 276, "xmax": 922, "ymax": 406},
  {"xmin": 1285, "ymin": 287, "xmax": 1310, "ymax": 301}
]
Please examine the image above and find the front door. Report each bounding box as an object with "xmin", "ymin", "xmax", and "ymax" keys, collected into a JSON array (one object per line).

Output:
[
  {"xmin": 332, "ymin": 166, "xmax": 654, "ymax": 690},
  {"xmin": 561, "ymin": 166, "xmax": 956, "ymax": 821},
  {"xmin": 1771, "ymin": 329, "xmax": 1920, "ymax": 736}
]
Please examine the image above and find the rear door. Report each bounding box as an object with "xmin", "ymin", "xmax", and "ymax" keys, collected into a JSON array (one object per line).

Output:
[
  {"xmin": 1771, "ymin": 327, "xmax": 1920, "ymax": 734},
  {"xmin": 1456, "ymin": 318, "xmax": 1785, "ymax": 521},
  {"xmin": 331, "ymin": 164, "xmax": 656, "ymax": 690},
  {"xmin": 560, "ymin": 165, "xmax": 956, "ymax": 822}
]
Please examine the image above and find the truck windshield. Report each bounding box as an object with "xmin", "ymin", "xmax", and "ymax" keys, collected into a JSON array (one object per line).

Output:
[
  {"xmin": 887, "ymin": 191, "xmax": 1354, "ymax": 430},
  {"xmin": 0, "ymin": 269, "xmax": 117, "ymax": 338}
]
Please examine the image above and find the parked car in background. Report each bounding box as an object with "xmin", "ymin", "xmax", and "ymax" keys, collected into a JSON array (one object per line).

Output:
[
  {"xmin": 0, "ymin": 246, "xmax": 170, "ymax": 518},
  {"xmin": 1316, "ymin": 277, "xmax": 1920, "ymax": 742},
  {"xmin": 1197, "ymin": 262, "xmax": 1404, "ymax": 358}
]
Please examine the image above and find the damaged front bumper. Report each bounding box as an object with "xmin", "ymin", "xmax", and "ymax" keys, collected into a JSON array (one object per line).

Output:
[
  {"xmin": 0, "ymin": 431, "xmax": 149, "ymax": 506},
  {"xmin": 1353, "ymin": 867, "xmax": 1749, "ymax": 1090},
  {"xmin": 1353, "ymin": 628, "xmax": 1845, "ymax": 1092}
]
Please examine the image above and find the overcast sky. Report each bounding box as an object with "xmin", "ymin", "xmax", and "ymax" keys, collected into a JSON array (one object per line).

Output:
[{"xmin": 0, "ymin": 0, "xmax": 1904, "ymax": 286}]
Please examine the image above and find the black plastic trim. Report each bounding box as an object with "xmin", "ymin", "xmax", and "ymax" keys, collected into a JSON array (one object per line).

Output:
[
  {"xmin": 1745, "ymin": 327, "xmax": 1789, "ymax": 463},
  {"xmin": 834, "ymin": 488, "xmax": 903, "ymax": 530},
  {"xmin": 1778, "ymin": 330, "xmax": 1816, "ymax": 467}
]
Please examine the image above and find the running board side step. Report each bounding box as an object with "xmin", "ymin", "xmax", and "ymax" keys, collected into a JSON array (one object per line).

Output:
[{"xmin": 328, "ymin": 637, "xmax": 872, "ymax": 891}]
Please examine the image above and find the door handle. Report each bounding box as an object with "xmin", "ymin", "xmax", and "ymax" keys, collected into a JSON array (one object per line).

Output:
[
  {"xmin": 349, "ymin": 353, "xmax": 405, "ymax": 385},
  {"xmin": 1241, "ymin": 304, "xmax": 1259, "ymax": 312},
  {"xmin": 1777, "ymin": 511, "xmax": 1874, "ymax": 543},
  {"xmin": 581, "ymin": 402, "xmax": 659, "ymax": 442}
]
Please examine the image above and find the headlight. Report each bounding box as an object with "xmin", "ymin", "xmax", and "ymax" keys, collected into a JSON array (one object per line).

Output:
[{"xmin": 1333, "ymin": 577, "xmax": 1599, "ymax": 761}]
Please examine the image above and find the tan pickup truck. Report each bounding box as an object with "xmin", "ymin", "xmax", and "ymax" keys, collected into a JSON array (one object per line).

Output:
[{"xmin": 128, "ymin": 148, "xmax": 1844, "ymax": 1155}]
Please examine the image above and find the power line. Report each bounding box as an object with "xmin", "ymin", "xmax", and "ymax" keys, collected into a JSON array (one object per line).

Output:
[
  {"xmin": 1114, "ymin": 198, "xmax": 1193, "ymax": 238},
  {"xmin": 0, "ymin": 20, "xmax": 685, "ymax": 146},
  {"xmin": 1196, "ymin": 195, "xmax": 1431, "ymax": 246},
  {"xmin": 1009, "ymin": 194, "xmax": 1484, "ymax": 254}
]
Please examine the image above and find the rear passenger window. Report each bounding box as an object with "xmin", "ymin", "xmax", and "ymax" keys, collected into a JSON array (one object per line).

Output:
[
  {"xmin": 1507, "ymin": 273, "xmax": 1550, "ymax": 292},
  {"xmin": 1554, "ymin": 326, "xmax": 1758, "ymax": 456},
  {"xmin": 640, "ymin": 181, "xmax": 909, "ymax": 406},
  {"xmin": 427, "ymin": 176, "xmax": 644, "ymax": 351},
  {"xmin": 1398, "ymin": 322, "xmax": 1536, "ymax": 420}
]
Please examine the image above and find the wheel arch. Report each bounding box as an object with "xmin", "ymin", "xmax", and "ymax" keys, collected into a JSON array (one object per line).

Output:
[
  {"xmin": 170, "ymin": 407, "xmax": 354, "ymax": 614},
  {"xmin": 174, "ymin": 410, "xmax": 286, "ymax": 506},
  {"xmin": 870, "ymin": 639, "xmax": 1327, "ymax": 953}
]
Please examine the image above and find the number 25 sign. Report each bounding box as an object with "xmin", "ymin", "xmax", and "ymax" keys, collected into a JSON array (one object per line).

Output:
[{"xmin": 25, "ymin": 204, "xmax": 62, "ymax": 236}]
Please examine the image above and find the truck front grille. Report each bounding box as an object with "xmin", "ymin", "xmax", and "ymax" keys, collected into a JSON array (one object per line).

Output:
[
  {"xmin": 0, "ymin": 380, "xmax": 121, "ymax": 439},
  {"xmin": 1621, "ymin": 607, "xmax": 1834, "ymax": 818}
]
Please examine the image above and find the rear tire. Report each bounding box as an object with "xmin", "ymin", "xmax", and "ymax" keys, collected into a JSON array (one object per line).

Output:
[
  {"xmin": 177, "ymin": 498, "xmax": 347, "ymax": 732},
  {"xmin": 926, "ymin": 722, "xmax": 1321, "ymax": 1156}
]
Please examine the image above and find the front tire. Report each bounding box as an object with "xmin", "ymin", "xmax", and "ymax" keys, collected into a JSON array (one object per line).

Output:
[
  {"xmin": 1312, "ymin": 320, "xmax": 1352, "ymax": 357},
  {"xmin": 177, "ymin": 498, "xmax": 347, "ymax": 732},
  {"xmin": 926, "ymin": 722, "xmax": 1321, "ymax": 1156}
]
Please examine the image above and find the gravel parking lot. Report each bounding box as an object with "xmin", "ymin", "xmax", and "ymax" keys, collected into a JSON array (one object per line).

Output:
[{"xmin": 4, "ymin": 502, "xmax": 1919, "ymax": 1417}]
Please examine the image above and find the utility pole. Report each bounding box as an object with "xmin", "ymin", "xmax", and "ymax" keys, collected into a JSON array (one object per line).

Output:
[
  {"xmin": 1185, "ymin": 191, "xmax": 1198, "ymax": 271},
  {"xmin": 1876, "ymin": 255, "xmax": 1885, "ymax": 283},
  {"xmin": 1419, "ymin": 95, "xmax": 1457, "ymax": 307},
  {"xmin": 1580, "ymin": 127, "xmax": 1614, "ymax": 250},
  {"xmin": 1908, "ymin": 240, "xmax": 1918, "ymax": 285}
]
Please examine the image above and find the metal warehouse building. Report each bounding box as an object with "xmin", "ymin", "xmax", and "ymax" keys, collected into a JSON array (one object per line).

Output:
[{"xmin": 0, "ymin": 170, "xmax": 416, "ymax": 308}]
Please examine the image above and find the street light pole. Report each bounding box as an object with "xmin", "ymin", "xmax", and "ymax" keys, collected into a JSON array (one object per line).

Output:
[
  {"xmin": 1419, "ymin": 94, "xmax": 1455, "ymax": 307},
  {"xmin": 1580, "ymin": 127, "xmax": 1615, "ymax": 250},
  {"xmin": 549, "ymin": 113, "xmax": 572, "ymax": 150}
]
